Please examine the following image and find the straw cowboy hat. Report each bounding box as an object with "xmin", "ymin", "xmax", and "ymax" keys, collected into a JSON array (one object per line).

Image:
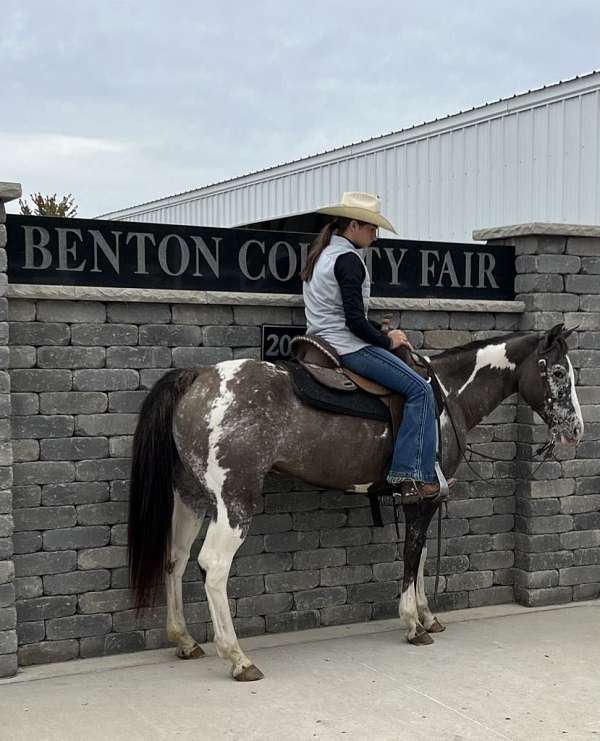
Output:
[{"xmin": 317, "ymin": 192, "xmax": 397, "ymax": 234}]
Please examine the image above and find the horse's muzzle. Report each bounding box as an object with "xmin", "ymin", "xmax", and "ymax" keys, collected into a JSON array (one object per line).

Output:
[{"xmin": 559, "ymin": 422, "xmax": 584, "ymax": 445}]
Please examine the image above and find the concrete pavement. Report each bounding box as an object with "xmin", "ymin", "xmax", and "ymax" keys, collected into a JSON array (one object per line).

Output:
[{"xmin": 1, "ymin": 601, "xmax": 599, "ymax": 741}]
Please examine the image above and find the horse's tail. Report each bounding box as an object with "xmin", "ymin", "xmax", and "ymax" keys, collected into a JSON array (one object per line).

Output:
[{"xmin": 128, "ymin": 368, "xmax": 199, "ymax": 609}]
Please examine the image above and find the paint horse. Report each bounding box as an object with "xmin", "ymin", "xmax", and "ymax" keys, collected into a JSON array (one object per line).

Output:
[{"xmin": 128, "ymin": 324, "xmax": 583, "ymax": 681}]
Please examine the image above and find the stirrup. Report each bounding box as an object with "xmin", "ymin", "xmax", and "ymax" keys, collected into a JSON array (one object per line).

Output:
[
  {"xmin": 399, "ymin": 472, "xmax": 454, "ymax": 505},
  {"xmin": 398, "ymin": 481, "xmax": 441, "ymax": 505}
]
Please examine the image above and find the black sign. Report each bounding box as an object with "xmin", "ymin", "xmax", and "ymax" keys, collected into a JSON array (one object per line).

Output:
[
  {"xmin": 6, "ymin": 215, "xmax": 515, "ymax": 300},
  {"xmin": 261, "ymin": 325, "xmax": 306, "ymax": 361}
]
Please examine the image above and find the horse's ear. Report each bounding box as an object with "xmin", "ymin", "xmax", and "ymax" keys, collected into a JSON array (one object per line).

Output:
[
  {"xmin": 548, "ymin": 323, "xmax": 565, "ymax": 339},
  {"xmin": 561, "ymin": 325, "xmax": 579, "ymax": 340},
  {"xmin": 541, "ymin": 323, "xmax": 565, "ymax": 351}
]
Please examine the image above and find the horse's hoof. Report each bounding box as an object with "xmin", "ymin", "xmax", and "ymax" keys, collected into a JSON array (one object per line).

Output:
[
  {"xmin": 426, "ymin": 618, "xmax": 446, "ymax": 634},
  {"xmin": 176, "ymin": 643, "xmax": 205, "ymax": 659},
  {"xmin": 234, "ymin": 664, "xmax": 264, "ymax": 682},
  {"xmin": 408, "ymin": 626, "xmax": 434, "ymax": 646}
]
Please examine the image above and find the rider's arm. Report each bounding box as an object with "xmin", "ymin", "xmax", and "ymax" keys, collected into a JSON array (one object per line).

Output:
[{"xmin": 333, "ymin": 253, "xmax": 392, "ymax": 350}]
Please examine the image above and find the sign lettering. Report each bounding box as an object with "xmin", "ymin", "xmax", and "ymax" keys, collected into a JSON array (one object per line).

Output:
[{"xmin": 6, "ymin": 215, "xmax": 515, "ymax": 300}]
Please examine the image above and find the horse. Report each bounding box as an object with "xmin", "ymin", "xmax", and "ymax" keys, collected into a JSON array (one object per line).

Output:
[{"xmin": 128, "ymin": 323, "xmax": 583, "ymax": 681}]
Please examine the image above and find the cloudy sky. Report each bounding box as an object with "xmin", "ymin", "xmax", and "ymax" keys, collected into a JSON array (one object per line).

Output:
[{"xmin": 2, "ymin": 0, "xmax": 599, "ymax": 217}]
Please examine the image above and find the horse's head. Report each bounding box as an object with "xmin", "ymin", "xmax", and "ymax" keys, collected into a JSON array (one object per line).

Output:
[{"xmin": 517, "ymin": 323, "xmax": 584, "ymax": 445}]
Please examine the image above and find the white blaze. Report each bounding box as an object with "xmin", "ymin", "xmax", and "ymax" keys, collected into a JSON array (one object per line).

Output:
[{"xmin": 567, "ymin": 357, "xmax": 585, "ymax": 439}]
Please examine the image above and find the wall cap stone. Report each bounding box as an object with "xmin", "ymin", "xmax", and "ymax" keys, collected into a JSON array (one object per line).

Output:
[
  {"xmin": 473, "ymin": 223, "xmax": 600, "ymax": 240},
  {"xmin": 7, "ymin": 284, "xmax": 525, "ymax": 313},
  {"xmin": 0, "ymin": 183, "xmax": 22, "ymax": 203}
]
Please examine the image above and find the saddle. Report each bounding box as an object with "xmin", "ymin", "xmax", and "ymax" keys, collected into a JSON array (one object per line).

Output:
[{"xmin": 290, "ymin": 334, "xmax": 429, "ymax": 439}]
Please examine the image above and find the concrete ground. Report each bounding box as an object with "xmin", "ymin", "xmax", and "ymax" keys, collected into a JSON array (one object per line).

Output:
[{"xmin": 1, "ymin": 601, "xmax": 599, "ymax": 741}]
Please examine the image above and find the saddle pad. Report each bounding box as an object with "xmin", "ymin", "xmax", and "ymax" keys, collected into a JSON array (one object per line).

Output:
[{"xmin": 286, "ymin": 361, "xmax": 390, "ymax": 422}]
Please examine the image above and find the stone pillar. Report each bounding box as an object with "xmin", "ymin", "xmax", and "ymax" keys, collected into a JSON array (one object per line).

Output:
[
  {"xmin": 474, "ymin": 224, "xmax": 600, "ymax": 606},
  {"xmin": 0, "ymin": 182, "xmax": 18, "ymax": 676}
]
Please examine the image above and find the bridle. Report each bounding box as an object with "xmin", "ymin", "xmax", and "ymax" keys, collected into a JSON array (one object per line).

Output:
[{"xmin": 462, "ymin": 342, "xmax": 572, "ymax": 478}]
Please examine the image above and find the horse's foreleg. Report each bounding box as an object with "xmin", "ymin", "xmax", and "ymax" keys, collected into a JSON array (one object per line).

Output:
[
  {"xmin": 400, "ymin": 503, "xmax": 433, "ymax": 645},
  {"xmin": 416, "ymin": 544, "xmax": 445, "ymax": 634},
  {"xmin": 413, "ymin": 500, "xmax": 446, "ymax": 634},
  {"xmin": 166, "ymin": 491, "xmax": 205, "ymax": 658},
  {"xmin": 198, "ymin": 515, "xmax": 263, "ymax": 681}
]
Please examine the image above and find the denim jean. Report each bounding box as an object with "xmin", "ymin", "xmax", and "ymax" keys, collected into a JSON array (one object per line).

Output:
[{"xmin": 341, "ymin": 345, "xmax": 437, "ymax": 484}]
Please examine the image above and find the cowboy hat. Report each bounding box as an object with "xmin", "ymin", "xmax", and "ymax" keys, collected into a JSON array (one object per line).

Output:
[{"xmin": 317, "ymin": 192, "xmax": 397, "ymax": 234}]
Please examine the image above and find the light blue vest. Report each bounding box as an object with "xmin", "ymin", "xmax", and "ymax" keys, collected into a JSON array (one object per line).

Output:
[{"xmin": 303, "ymin": 235, "xmax": 371, "ymax": 355}]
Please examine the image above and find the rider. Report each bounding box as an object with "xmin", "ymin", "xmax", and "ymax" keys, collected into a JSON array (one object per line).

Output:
[{"xmin": 301, "ymin": 192, "xmax": 441, "ymax": 499}]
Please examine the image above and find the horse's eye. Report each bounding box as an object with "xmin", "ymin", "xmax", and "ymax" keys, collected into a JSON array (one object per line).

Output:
[{"xmin": 552, "ymin": 367, "xmax": 567, "ymax": 380}]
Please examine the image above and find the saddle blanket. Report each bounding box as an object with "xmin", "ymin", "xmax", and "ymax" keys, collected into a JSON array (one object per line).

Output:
[{"xmin": 285, "ymin": 361, "xmax": 390, "ymax": 422}]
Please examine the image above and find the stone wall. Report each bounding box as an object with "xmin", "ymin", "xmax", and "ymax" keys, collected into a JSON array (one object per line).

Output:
[
  {"xmin": 475, "ymin": 224, "xmax": 600, "ymax": 606},
  {"xmin": 0, "ymin": 184, "xmax": 18, "ymax": 677},
  {"xmin": 9, "ymin": 297, "xmax": 524, "ymax": 668}
]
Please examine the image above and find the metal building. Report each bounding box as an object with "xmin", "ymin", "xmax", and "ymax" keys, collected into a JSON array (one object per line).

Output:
[{"xmin": 99, "ymin": 72, "xmax": 600, "ymax": 242}]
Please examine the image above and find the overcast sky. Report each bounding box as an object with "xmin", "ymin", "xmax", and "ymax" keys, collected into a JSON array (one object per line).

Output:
[{"xmin": 2, "ymin": 0, "xmax": 599, "ymax": 217}]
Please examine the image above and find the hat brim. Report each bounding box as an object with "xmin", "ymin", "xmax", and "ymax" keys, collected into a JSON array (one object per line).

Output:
[{"xmin": 316, "ymin": 205, "xmax": 397, "ymax": 234}]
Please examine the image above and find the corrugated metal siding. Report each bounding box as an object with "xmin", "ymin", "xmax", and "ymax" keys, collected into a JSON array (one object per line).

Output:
[{"xmin": 102, "ymin": 75, "xmax": 600, "ymax": 241}]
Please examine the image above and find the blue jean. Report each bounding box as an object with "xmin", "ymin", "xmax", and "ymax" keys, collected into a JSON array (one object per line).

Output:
[{"xmin": 341, "ymin": 345, "xmax": 437, "ymax": 484}]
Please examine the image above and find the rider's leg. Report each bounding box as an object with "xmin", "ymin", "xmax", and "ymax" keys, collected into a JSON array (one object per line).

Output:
[{"xmin": 341, "ymin": 345, "xmax": 437, "ymax": 485}]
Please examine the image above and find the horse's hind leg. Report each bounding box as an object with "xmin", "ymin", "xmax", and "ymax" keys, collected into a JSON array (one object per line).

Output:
[
  {"xmin": 198, "ymin": 512, "xmax": 262, "ymax": 682},
  {"xmin": 166, "ymin": 488, "xmax": 206, "ymax": 659}
]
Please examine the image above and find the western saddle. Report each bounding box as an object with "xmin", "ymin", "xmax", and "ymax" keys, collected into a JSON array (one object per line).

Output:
[{"xmin": 290, "ymin": 333, "xmax": 429, "ymax": 448}]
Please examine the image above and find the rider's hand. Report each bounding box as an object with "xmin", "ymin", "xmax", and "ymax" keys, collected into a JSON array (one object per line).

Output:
[{"xmin": 389, "ymin": 329, "xmax": 413, "ymax": 350}]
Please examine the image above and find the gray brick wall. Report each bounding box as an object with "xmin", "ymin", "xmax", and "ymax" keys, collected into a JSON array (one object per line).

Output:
[
  {"xmin": 5, "ymin": 224, "xmax": 599, "ymax": 671},
  {"xmin": 0, "ymin": 184, "xmax": 17, "ymax": 677}
]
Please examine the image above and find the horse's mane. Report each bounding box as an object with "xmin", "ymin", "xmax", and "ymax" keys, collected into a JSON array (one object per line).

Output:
[{"xmin": 434, "ymin": 331, "xmax": 533, "ymax": 359}]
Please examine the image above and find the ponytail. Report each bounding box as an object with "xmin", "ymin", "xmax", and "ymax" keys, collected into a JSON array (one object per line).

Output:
[{"xmin": 301, "ymin": 217, "xmax": 352, "ymax": 281}]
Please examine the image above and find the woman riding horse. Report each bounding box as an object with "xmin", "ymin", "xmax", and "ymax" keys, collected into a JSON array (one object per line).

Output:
[
  {"xmin": 302, "ymin": 192, "xmax": 441, "ymax": 500},
  {"xmin": 128, "ymin": 198, "xmax": 583, "ymax": 679}
]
